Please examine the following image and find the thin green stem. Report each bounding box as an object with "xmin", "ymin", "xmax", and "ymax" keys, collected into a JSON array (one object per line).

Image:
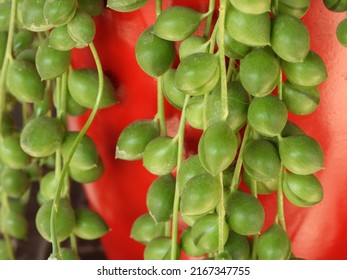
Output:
[
  {"xmin": 226, "ymin": 59, "xmax": 235, "ymax": 82},
  {"xmin": 69, "ymin": 233, "xmax": 78, "ymax": 254},
  {"xmin": 204, "ymin": 0, "xmax": 216, "ymax": 38},
  {"xmin": 276, "ymin": 164, "xmax": 286, "ymax": 231},
  {"xmin": 277, "ymin": 59, "xmax": 283, "ymax": 100},
  {"xmin": 217, "ymin": 0, "xmax": 228, "ymax": 121},
  {"xmin": 156, "ymin": 76, "xmax": 167, "ymax": 136},
  {"xmin": 251, "ymin": 179, "xmax": 259, "ymax": 260},
  {"xmin": 230, "ymin": 123, "xmax": 251, "ymax": 192},
  {"xmin": 0, "ymin": 0, "xmax": 17, "ymax": 138},
  {"xmin": 1, "ymin": 194, "xmax": 15, "ymax": 260},
  {"xmin": 171, "ymin": 95, "xmax": 190, "ymax": 260},
  {"xmin": 217, "ymin": 173, "xmax": 225, "ymax": 254},
  {"xmin": 50, "ymin": 42, "xmax": 104, "ymax": 259},
  {"xmin": 208, "ymin": 18, "xmax": 219, "ymax": 54},
  {"xmin": 155, "ymin": 0, "xmax": 162, "ymax": 18}
]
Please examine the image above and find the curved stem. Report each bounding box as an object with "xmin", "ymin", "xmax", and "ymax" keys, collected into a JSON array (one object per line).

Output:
[
  {"xmin": 50, "ymin": 42, "xmax": 104, "ymax": 259},
  {"xmin": 276, "ymin": 165, "xmax": 286, "ymax": 231},
  {"xmin": 156, "ymin": 76, "xmax": 167, "ymax": 136},
  {"xmin": 217, "ymin": 173, "xmax": 225, "ymax": 254},
  {"xmin": 171, "ymin": 95, "xmax": 190, "ymax": 260},
  {"xmin": 251, "ymin": 179, "xmax": 259, "ymax": 260},
  {"xmin": 230, "ymin": 123, "xmax": 251, "ymax": 192},
  {"xmin": 204, "ymin": 0, "xmax": 216, "ymax": 38}
]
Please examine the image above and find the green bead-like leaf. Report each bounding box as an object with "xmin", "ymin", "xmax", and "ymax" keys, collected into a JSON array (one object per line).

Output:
[
  {"xmin": 323, "ymin": 0, "xmax": 347, "ymax": 12},
  {"xmin": 222, "ymin": 30, "xmax": 252, "ymax": 59},
  {"xmin": 20, "ymin": 117, "xmax": 65, "ymax": 158},
  {"xmin": 73, "ymin": 209, "xmax": 109, "ymax": 240},
  {"xmin": 186, "ymin": 96, "xmax": 204, "ymax": 130},
  {"xmin": 337, "ymin": 18, "xmax": 347, "ymax": 47},
  {"xmin": 4, "ymin": 208, "xmax": 28, "ymax": 240},
  {"xmin": 279, "ymin": 135, "xmax": 324, "ymax": 175},
  {"xmin": 20, "ymin": 0, "xmax": 53, "ymax": 32},
  {"xmin": 78, "ymin": 0, "xmax": 105, "ymax": 17},
  {"xmin": 226, "ymin": 6, "xmax": 271, "ymax": 47},
  {"xmin": 130, "ymin": 214, "xmax": 165, "ymax": 244},
  {"xmin": 67, "ymin": 68, "xmax": 116, "ymax": 109},
  {"xmin": 162, "ymin": 69, "xmax": 187, "ymax": 109},
  {"xmin": 198, "ymin": 121, "xmax": 238, "ymax": 175},
  {"xmin": 283, "ymin": 173, "xmax": 323, "ymax": 207},
  {"xmin": 35, "ymin": 198, "xmax": 75, "ymax": 242},
  {"xmin": 135, "ymin": 26, "xmax": 175, "ymax": 77},
  {"xmin": 153, "ymin": 6, "xmax": 206, "ymax": 41},
  {"xmin": 191, "ymin": 214, "xmax": 229, "ymax": 254},
  {"xmin": 271, "ymin": 14, "xmax": 310, "ymax": 63},
  {"xmin": 180, "ymin": 227, "xmax": 205, "ymax": 257},
  {"xmin": 282, "ymin": 81, "xmax": 320, "ymax": 115},
  {"xmin": 144, "ymin": 237, "xmax": 180, "ymax": 260},
  {"xmin": 224, "ymin": 231, "xmax": 251, "ymax": 260},
  {"xmin": 107, "ymin": 0, "xmax": 148, "ymax": 12},
  {"xmin": 226, "ymin": 191, "xmax": 265, "ymax": 235},
  {"xmin": 35, "ymin": 38, "xmax": 71, "ymax": 80},
  {"xmin": 1, "ymin": 167, "xmax": 30, "ymax": 199},
  {"xmin": 248, "ymin": 95, "xmax": 288, "ymax": 137},
  {"xmin": 178, "ymin": 36, "xmax": 209, "ymax": 59},
  {"xmin": 49, "ymin": 25, "xmax": 77, "ymax": 51},
  {"xmin": 180, "ymin": 173, "xmax": 221, "ymax": 216},
  {"xmin": 175, "ymin": 53, "xmax": 220, "ymax": 96},
  {"xmin": 258, "ymin": 224, "xmax": 291, "ymax": 260},
  {"xmin": 43, "ymin": 0, "xmax": 77, "ymax": 26},
  {"xmin": 243, "ymin": 139, "xmax": 281, "ymax": 182},
  {"xmin": 116, "ymin": 119, "xmax": 160, "ymax": 160},
  {"xmin": 282, "ymin": 51, "xmax": 328, "ymax": 87},
  {"xmin": 146, "ymin": 174, "xmax": 175, "ymax": 223},
  {"xmin": 143, "ymin": 137, "xmax": 178, "ymax": 175},
  {"xmin": 67, "ymin": 10, "xmax": 95, "ymax": 47},
  {"xmin": 69, "ymin": 157, "xmax": 104, "ymax": 183},
  {"xmin": 6, "ymin": 59, "xmax": 45, "ymax": 103},
  {"xmin": 230, "ymin": 0, "xmax": 271, "ymax": 14},
  {"xmin": 277, "ymin": 0, "xmax": 310, "ymax": 18},
  {"xmin": 240, "ymin": 48, "xmax": 280, "ymax": 97},
  {"xmin": 243, "ymin": 170, "xmax": 278, "ymax": 195}
]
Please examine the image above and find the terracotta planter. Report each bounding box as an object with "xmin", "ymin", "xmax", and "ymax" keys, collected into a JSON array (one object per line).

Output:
[{"xmin": 69, "ymin": 0, "xmax": 347, "ymax": 260}]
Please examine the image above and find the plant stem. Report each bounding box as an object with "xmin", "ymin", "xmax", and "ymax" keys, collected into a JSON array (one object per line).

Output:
[
  {"xmin": 155, "ymin": 0, "xmax": 162, "ymax": 17},
  {"xmin": 0, "ymin": 0, "xmax": 17, "ymax": 138},
  {"xmin": 156, "ymin": 76, "xmax": 167, "ymax": 136},
  {"xmin": 276, "ymin": 164, "xmax": 286, "ymax": 231},
  {"xmin": 1, "ymin": 194, "xmax": 15, "ymax": 260},
  {"xmin": 204, "ymin": 0, "xmax": 216, "ymax": 38},
  {"xmin": 217, "ymin": 0, "xmax": 228, "ymax": 121},
  {"xmin": 217, "ymin": 173, "xmax": 225, "ymax": 254},
  {"xmin": 251, "ymin": 179, "xmax": 259, "ymax": 260},
  {"xmin": 171, "ymin": 95, "xmax": 190, "ymax": 260},
  {"xmin": 50, "ymin": 42, "xmax": 104, "ymax": 259},
  {"xmin": 230, "ymin": 123, "xmax": 251, "ymax": 192}
]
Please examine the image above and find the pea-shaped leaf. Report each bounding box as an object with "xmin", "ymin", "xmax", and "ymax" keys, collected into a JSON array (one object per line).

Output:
[
  {"xmin": 36, "ymin": 38, "xmax": 71, "ymax": 80},
  {"xmin": 39, "ymin": 171, "xmax": 62, "ymax": 201},
  {"xmin": 61, "ymin": 131, "xmax": 99, "ymax": 171},
  {"xmin": 176, "ymin": 154, "xmax": 206, "ymax": 194},
  {"xmin": 240, "ymin": 48, "xmax": 280, "ymax": 97},
  {"xmin": 78, "ymin": 0, "xmax": 105, "ymax": 17},
  {"xmin": 143, "ymin": 136, "xmax": 178, "ymax": 176},
  {"xmin": 282, "ymin": 81, "xmax": 320, "ymax": 115},
  {"xmin": 186, "ymin": 96, "xmax": 204, "ymax": 130},
  {"xmin": 180, "ymin": 172, "xmax": 221, "ymax": 216},
  {"xmin": 282, "ymin": 51, "xmax": 328, "ymax": 87},
  {"xmin": 226, "ymin": 191, "xmax": 265, "ymax": 235},
  {"xmin": 271, "ymin": 14, "xmax": 310, "ymax": 63},
  {"xmin": 323, "ymin": 0, "xmax": 347, "ymax": 12},
  {"xmin": 1, "ymin": 167, "xmax": 30, "ymax": 199},
  {"xmin": 180, "ymin": 227, "xmax": 205, "ymax": 257},
  {"xmin": 162, "ymin": 69, "xmax": 186, "ymax": 109},
  {"xmin": 243, "ymin": 170, "xmax": 278, "ymax": 195},
  {"xmin": 230, "ymin": 0, "xmax": 271, "ymax": 14},
  {"xmin": 43, "ymin": 0, "xmax": 77, "ymax": 27},
  {"xmin": 49, "ymin": 25, "xmax": 77, "ymax": 51},
  {"xmin": 20, "ymin": 0, "xmax": 53, "ymax": 32},
  {"xmin": 13, "ymin": 30, "xmax": 34, "ymax": 55},
  {"xmin": 116, "ymin": 119, "xmax": 160, "ymax": 160},
  {"xmin": 248, "ymin": 95, "xmax": 288, "ymax": 137},
  {"xmin": 107, "ymin": 0, "xmax": 148, "ymax": 12},
  {"xmin": 0, "ymin": 133, "xmax": 31, "ymax": 169},
  {"xmin": 144, "ymin": 237, "xmax": 180, "ymax": 260},
  {"xmin": 153, "ymin": 6, "xmax": 206, "ymax": 41},
  {"xmin": 20, "ymin": 117, "xmax": 65, "ymax": 158},
  {"xmin": 279, "ymin": 135, "xmax": 324, "ymax": 175},
  {"xmin": 222, "ymin": 30, "xmax": 252, "ymax": 59},
  {"xmin": 283, "ymin": 173, "xmax": 323, "ymax": 207},
  {"xmin": 277, "ymin": 0, "xmax": 310, "ymax": 19},
  {"xmin": 224, "ymin": 231, "xmax": 251, "ymax": 260},
  {"xmin": 6, "ymin": 59, "xmax": 45, "ymax": 103},
  {"xmin": 337, "ymin": 18, "xmax": 347, "ymax": 47},
  {"xmin": 175, "ymin": 52, "xmax": 220, "ymax": 96},
  {"xmin": 178, "ymin": 36, "xmax": 209, "ymax": 60},
  {"xmin": 0, "ymin": 2, "xmax": 11, "ymax": 31},
  {"xmin": 67, "ymin": 68, "xmax": 116, "ymax": 109},
  {"xmin": 146, "ymin": 174, "xmax": 175, "ymax": 223},
  {"xmin": 226, "ymin": 5, "xmax": 270, "ymax": 47},
  {"xmin": 191, "ymin": 214, "xmax": 229, "ymax": 254},
  {"xmin": 130, "ymin": 214, "xmax": 165, "ymax": 244},
  {"xmin": 243, "ymin": 139, "xmax": 281, "ymax": 182},
  {"xmin": 135, "ymin": 26, "xmax": 175, "ymax": 77},
  {"xmin": 206, "ymin": 81, "xmax": 250, "ymax": 132},
  {"xmin": 198, "ymin": 121, "xmax": 238, "ymax": 176},
  {"xmin": 60, "ymin": 248, "xmax": 80, "ymax": 260},
  {"xmin": 16, "ymin": 48, "xmax": 37, "ymax": 63},
  {"xmin": 258, "ymin": 224, "xmax": 291, "ymax": 260},
  {"xmin": 67, "ymin": 10, "xmax": 95, "ymax": 47},
  {"xmin": 69, "ymin": 157, "xmax": 104, "ymax": 183},
  {"xmin": 4, "ymin": 208, "xmax": 28, "ymax": 240},
  {"xmin": 35, "ymin": 198, "xmax": 75, "ymax": 242},
  {"xmin": 0, "ymin": 113, "xmax": 15, "ymax": 137},
  {"xmin": 73, "ymin": 209, "xmax": 109, "ymax": 240},
  {"xmin": 53, "ymin": 86, "xmax": 87, "ymax": 116}
]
